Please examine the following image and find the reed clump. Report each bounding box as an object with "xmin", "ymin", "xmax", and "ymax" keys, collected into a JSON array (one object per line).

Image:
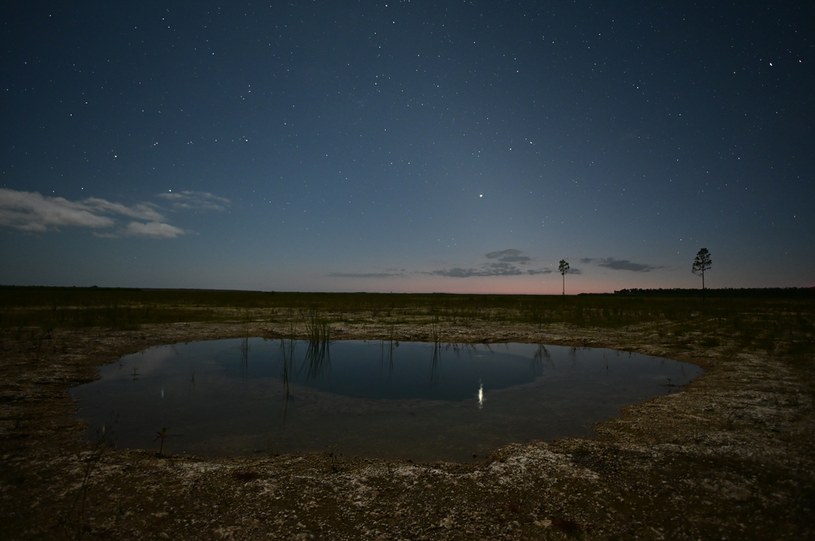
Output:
[{"xmin": 303, "ymin": 312, "xmax": 331, "ymax": 379}]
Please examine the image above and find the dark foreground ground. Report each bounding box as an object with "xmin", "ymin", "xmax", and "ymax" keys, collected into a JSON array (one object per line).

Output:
[{"xmin": 0, "ymin": 290, "xmax": 813, "ymax": 539}]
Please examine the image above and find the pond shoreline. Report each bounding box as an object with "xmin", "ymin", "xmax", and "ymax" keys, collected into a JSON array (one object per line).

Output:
[
  {"xmin": 1, "ymin": 313, "xmax": 813, "ymax": 539},
  {"xmin": 72, "ymin": 338, "xmax": 702, "ymax": 463}
]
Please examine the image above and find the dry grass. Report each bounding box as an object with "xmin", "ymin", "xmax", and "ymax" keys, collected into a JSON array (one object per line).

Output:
[{"xmin": 0, "ymin": 287, "xmax": 813, "ymax": 539}]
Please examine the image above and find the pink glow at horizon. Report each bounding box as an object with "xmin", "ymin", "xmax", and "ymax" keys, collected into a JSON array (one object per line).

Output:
[{"xmin": 325, "ymin": 276, "xmax": 627, "ymax": 296}]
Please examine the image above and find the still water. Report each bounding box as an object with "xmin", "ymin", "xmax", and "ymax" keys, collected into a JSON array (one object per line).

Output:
[{"xmin": 71, "ymin": 338, "xmax": 702, "ymax": 462}]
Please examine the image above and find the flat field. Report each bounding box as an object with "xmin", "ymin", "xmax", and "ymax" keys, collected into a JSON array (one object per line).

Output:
[{"xmin": 1, "ymin": 287, "xmax": 813, "ymax": 539}]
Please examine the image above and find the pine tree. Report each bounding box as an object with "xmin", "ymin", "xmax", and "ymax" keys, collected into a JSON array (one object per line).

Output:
[
  {"xmin": 558, "ymin": 259, "xmax": 570, "ymax": 295},
  {"xmin": 692, "ymin": 248, "xmax": 712, "ymax": 290}
]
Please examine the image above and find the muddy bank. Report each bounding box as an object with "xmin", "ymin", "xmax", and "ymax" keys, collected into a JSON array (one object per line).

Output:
[{"xmin": 1, "ymin": 316, "xmax": 813, "ymax": 539}]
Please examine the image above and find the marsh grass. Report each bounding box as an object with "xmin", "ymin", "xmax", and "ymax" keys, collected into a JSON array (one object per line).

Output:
[
  {"xmin": 154, "ymin": 427, "xmax": 170, "ymax": 457},
  {"xmin": 2, "ymin": 286, "xmax": 812, "ymax": 358},
  {"xmin": 61, "ymin": 419, "xmax": 117, "ymax": 540}
]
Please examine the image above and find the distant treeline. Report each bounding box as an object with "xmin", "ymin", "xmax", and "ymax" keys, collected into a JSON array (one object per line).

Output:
[{"xmin": 610, "ymin": 287, "xmax": 815, "ymax": 298}]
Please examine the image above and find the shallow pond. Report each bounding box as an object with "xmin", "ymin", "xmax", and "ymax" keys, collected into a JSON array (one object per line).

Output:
[{"xmin": 71, "ymin": 338, "xmax": 702, "ymax": 462}]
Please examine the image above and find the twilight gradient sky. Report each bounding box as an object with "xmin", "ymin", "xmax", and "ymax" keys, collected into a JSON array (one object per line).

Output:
[{"xmin": 2, "ymin": 1, "xmax": 813, "ymax": 294}]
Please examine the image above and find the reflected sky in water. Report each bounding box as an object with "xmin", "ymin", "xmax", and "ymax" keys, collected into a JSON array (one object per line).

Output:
[{"xmin": 71, "ymin": 338, "xmax": 702, "ymax": 462}]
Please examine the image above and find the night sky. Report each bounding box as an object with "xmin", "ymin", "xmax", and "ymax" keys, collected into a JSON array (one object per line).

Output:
[{"xmin": 2, "ymin": 2, "xmax": 813, "ymax": 294}]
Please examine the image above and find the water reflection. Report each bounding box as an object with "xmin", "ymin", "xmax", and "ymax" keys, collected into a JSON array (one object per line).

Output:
[
  {"xmin": 380, "ymin": 338, "xmax": 397, "ymax": 374},
  {"xmin": 302, "ymin": 333, "xmax": 330, "ymax": 379},
  {"xmin": 239, "ymin": 337, "xmax": 249, "ymax": 381},
  {"xmin": 532, "ymin": 343, "xmax": 550, "ymax": 372},
  {"xmin": 279, "ymin": 337, "xmax": 295, "ymax": 421},
  {"xmin": 71, "ymin": 339, "xmax": 703, "ymax": 462}
]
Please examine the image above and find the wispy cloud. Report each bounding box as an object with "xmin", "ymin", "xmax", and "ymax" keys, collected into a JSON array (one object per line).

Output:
[
  {"xmin": 581, "ymin": 257, "xmax": 661, "ymax": 272},
  {"xmin": 157, "ymin": 190, "xmax": 230, "ymax": 211},
  {"xmin": 83, "ymin": 198, "xmax": 164, "ymax": 222},
  {"xmin": 123, "ymin": 221, "xmax": 186, "ymax": 239},
  {"xmin": 0, "ymin": 188, "xmax": 227, "ymax": 239},
  {"xmin": 0, "ymin": 189, "xmax": 115, "ymax": 232}
]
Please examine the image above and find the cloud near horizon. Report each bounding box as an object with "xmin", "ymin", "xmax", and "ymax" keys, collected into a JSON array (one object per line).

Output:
[
  {"xmin": 431, "ymin": 249, "xmax": 551, "ymax": 278},
  {"xmin": 485, "ymin": 248, "xmax": 531, "ymax": 264},
  {"xmin": 581, "ymin": 257, "xmax": 661, "ymax": 272},
  {"xmin": 329, "ymin": 251, "xmax": 664, "ymax": 283},
  {"xmin": 326, "ymin": 249, "xmax": 553, "ymax": 280},
  {"xmin": 0, "ymin": 188, "xmax": 228, "ymax": 238},
  {"xmin": 327, "ymin": 270, "xmax": 406, "ymax": 279}
]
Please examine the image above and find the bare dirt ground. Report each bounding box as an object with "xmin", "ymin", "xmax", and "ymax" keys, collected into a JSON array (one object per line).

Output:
[{"xmin": 1, "ymin": 312, "xmax": 813, "ymax": 539}]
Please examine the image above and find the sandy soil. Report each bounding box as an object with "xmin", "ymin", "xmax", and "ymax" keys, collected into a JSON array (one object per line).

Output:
[{"xmin": 1, "ymin": 314, "xmax": 813, "ymax": 539}]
